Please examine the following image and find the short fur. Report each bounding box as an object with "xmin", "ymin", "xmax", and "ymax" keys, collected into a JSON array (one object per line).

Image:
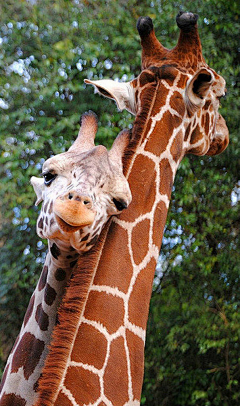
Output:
[{"xmin": 34, "ymin": 223, "xmax": 111, "ymax": 406}]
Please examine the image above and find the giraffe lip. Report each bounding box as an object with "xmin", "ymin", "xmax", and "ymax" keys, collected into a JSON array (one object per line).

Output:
[
  {"xmin": 54, "ymin": 214, "xmax": 93, "ymax": 233},
  {"xmin": 53, "ymin": 199, "xmax": 95, "ymax": 232}
]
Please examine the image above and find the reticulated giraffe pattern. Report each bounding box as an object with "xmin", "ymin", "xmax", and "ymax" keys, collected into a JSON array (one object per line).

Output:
[{"xmin": 0, "ymin": 11, "xmax": 229, "ymax": 406}]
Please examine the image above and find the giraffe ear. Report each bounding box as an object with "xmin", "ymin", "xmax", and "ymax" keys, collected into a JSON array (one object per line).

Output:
[
  {"xmin": 185, "ymin": 68, "xmax": 214, "ymax": 112},
  {"xmin": 84, "ymin": 79, "xmax": 137, "ymax": 115},
  {"xmin": 30, "ymin": 176, "xmax": 44, "ymax": 205},
  {"xmin": 109, "ymin": 129, "xmax": 131, "ymax": 170}
]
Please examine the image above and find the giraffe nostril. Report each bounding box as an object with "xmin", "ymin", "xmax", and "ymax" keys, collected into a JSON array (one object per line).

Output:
[{"xmin": 66, "ymin": 192, "xmax": 92, "ymax": 206}]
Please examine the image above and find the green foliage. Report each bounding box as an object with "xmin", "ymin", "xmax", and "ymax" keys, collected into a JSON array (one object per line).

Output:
[{"xmin": 0, "ymin": 0, "xmax": 239, "ymax": 405}]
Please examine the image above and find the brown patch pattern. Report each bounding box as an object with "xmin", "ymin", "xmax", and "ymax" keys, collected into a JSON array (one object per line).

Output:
[
  {"xmin": 170, "ymin": 130, "xmax": 184, "ymax": 162},
  {"xmin": 169, "ymin": 90, "xmax": 185, "ymax": 116},
  {"xmin": 55, "ymin": 391, "xmax": 74, "ymax": 406},
  {"xmin": 37, "ymin": 217, "xmax": 43, "ymax": 230},
  {"xmin": 54, "ymin": 268, "xmax": 66, "ymax": 281},
  {"xmin": 71, "ymin": 323, "xmax": 107, "ymax": 370},
  {"xmin": 84, "ymin": 291, "xmax": 124, "ymax": 335},
  {"xmin": 11, "ymin": 332, "xmax": 45, "ymax": 379},
  {"xmin": 131, "ymin": 219, "xmax": 150, "ymax": 265},
  {"xmin": 159, "ymin": 158, "xmax": 174, "ymax": 198},
  {"xmin": 44, "ymin": 283, "xmax": 57, "ymax": 306},
  {"xmin": 50, "ymin": 243, "xmax": 61, "ymax": 259},
  {"xmin": 126, "ymin": 329, "xmax": 145, "ymax": 400},
  {"xmin": 145, "ymin": 110, "xmax": 175, "ymax": 155},
  {"xmin": 103, "ymin": 337, "xmax": 129, "ymax": 406},
  {"xmin": 64, "ymin": 366, "xmax": 100, "ymax": 405},
  {"xmin": 0, "ymin": 393, "xmax": 26, "ymax": 406},
  {"xmin": 128, "ymin": 258, "xmax": 156, "ymax": 329},
  {"xmin": 152, "ymin": 201, "xmax": 168, "ymax": 247},
  {"xmin": 35, "ymin": 303, "xmax": 49, "ymax": 331}
]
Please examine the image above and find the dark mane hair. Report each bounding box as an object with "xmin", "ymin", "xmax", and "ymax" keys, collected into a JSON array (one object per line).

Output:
[
  {"xmin": 123, "ymin": 77, "xmax": 159, "ymax": 176},
  {"xmin": 34, "ymin": 224, "xmax": 110, "ymax": 406}
]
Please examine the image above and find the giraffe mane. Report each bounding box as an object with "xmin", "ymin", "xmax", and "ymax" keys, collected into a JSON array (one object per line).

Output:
[
  {"xmin": 34, "ymin": 223, "xmax": 111, "ymax": 406},
  {"xmin": 123, "ymin": 77, "xmax": 158, "ymax": 174}
]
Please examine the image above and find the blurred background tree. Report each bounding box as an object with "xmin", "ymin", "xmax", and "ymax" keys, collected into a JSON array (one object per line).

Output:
[{"xmin": 0, "ymin": 0, "xmax": 239, "ymax": 405}]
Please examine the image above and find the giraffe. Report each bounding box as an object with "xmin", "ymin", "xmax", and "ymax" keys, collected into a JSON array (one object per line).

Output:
[
  {"xmin": 1, "ymin": 11, "xmax": 229, "ymax": 406},
  {"xmin": 0, "ymin": 111, "xmax": 132, "ymax": 406},
  {"xmin": 30, "ymin": 12, "xmax": 229, "ymax": 406},
  {"xmin": 30, "ymin": 11, "xmax": 229, "ymax": 406}
]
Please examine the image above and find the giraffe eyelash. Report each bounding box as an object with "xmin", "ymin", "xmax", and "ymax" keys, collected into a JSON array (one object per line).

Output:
[{"xmin": 42, "ymin": 172, "xmax": 57, "ymax": 186}]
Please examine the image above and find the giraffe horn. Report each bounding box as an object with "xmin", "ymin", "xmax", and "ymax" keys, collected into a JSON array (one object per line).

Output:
[
  {"xmin": 172, "ymin": 12, "xmax": 204, "ymax": 67},
  {"xmin": 137, "ymin": 16, "xmax": 168, "ymax": 69},
  {"xmin": 108, "ymin": 129, "xmax": 131, "ymax": 169},
  {"xmin": 69, "ymin": 111, "xmax": 98, "ymax": 153}
]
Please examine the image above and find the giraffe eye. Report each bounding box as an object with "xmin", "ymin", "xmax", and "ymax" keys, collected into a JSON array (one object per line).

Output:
[
  {"xmin": 42, "ymin": 172, "xmax": 57, "ymax": 186},
  {"xmin": 112, "ymin": 198, "xmax": 128, "ymax": 211}
]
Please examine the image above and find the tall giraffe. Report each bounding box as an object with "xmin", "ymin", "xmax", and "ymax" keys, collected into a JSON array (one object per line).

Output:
[
  {"xmin": 32, "ymin": 12, "xmax": 229, "ymax": 406},
  {"xmin": 0, "ymin": 112, "xmax": 132, "ymax": 406}
]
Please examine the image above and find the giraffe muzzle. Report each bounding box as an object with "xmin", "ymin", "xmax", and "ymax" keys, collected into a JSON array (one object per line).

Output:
[{"xmin": 53, "ymin": 191, "xmax": 96, "ymax": 232}]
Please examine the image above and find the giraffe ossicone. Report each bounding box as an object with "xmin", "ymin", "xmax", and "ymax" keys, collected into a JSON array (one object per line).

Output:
[
  {"xmin": 85, "ymin": 13, "xmax": 228, "ymax": 157},
  {"xmin": 31, "ymin": 110, "xmax": 132, "ymax": 252}
]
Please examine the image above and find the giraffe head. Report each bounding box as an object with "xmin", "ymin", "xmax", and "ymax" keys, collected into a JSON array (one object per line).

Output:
[
  {"xmin": 85, "ymin": 12, "xmax": 229, "ymax": 157},
  {"xmin": 31, "ymin": 111, "xmax": 132, "ymax": 252}
]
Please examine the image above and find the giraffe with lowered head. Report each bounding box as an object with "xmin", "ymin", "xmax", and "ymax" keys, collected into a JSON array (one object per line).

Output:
[
  {"xmin": 32, "ymin": 12, "xmax": 229, "ymax": 406},
  {"xmin": 0, "ymin": 111, "xmax": 132, "ymax": 406}
]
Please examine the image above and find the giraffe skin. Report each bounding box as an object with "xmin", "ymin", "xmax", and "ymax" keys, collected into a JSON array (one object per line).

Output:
[
  {"xmin": 33, "ymin": 12, "xmax": 229, "ymax": 406},
  {"xmin": 0, "ymin": 112, "xmax": 132, "ymax": 406}
]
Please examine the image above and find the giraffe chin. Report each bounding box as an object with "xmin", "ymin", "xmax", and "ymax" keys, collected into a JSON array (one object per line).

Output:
[{"xmin": 54, "ymin": 214, "xmax": 94, "ymax": 233}]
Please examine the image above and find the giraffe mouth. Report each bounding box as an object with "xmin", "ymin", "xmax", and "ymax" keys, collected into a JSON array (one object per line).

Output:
[
  {"xmin": 53, "ymin": 196, "xmax": 96, "ymax": 233},
  {"xmin": 54, "ymin": 214, "xmax": 94, "ymax": 233}
]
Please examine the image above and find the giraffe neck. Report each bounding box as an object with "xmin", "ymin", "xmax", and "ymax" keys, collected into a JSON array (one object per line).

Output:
[
  {"xmin": 0, "ymin": 239, "xmax": 79, "ymax": 406},
  {"xmin": 35, "ymin": 78, "xmax": 186, "ymax": 406}
]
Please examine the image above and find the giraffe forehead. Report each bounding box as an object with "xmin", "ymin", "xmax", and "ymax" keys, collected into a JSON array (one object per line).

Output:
[
  {"xmin": 139, "ymin": 65, "xmax": 189, "ymax": 89},
  {"xmin": 43, "ymin": 146, "xmax": 112, "ymax": 177}
]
